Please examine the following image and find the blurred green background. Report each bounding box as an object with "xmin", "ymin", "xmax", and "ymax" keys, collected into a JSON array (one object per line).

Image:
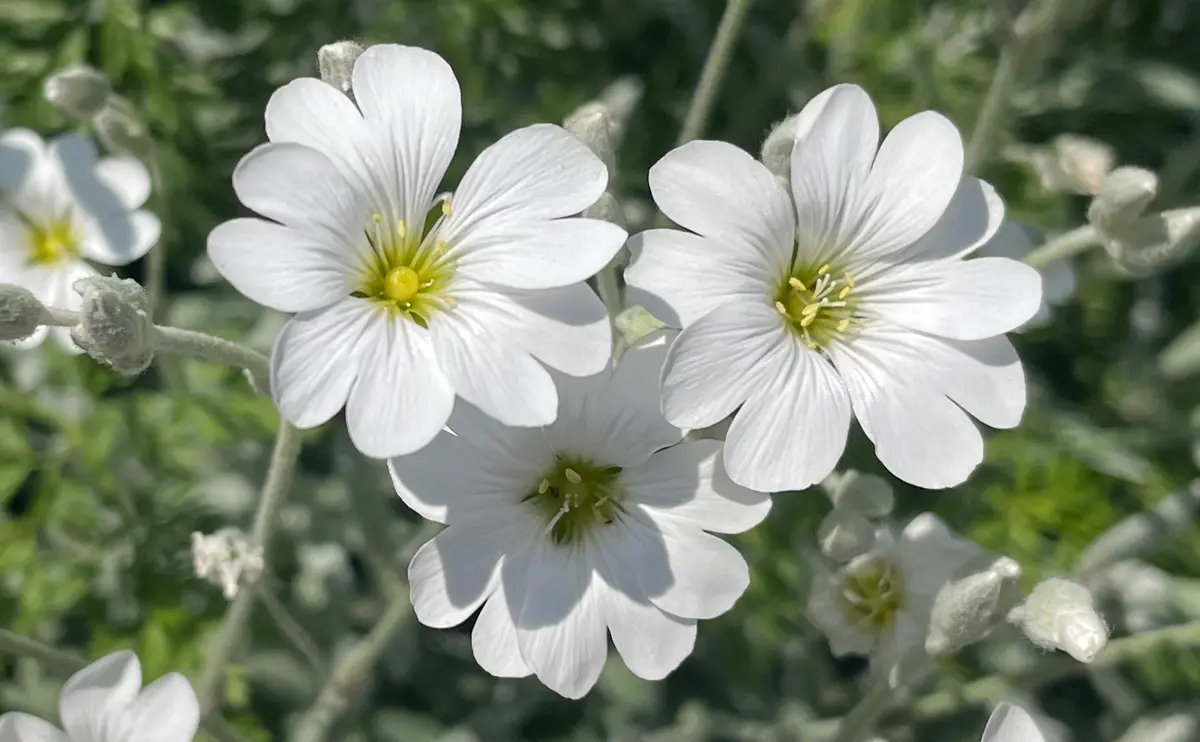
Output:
[{"xmin": 3, "ymin": 0, "xmax": 1200, "ymax": 740}]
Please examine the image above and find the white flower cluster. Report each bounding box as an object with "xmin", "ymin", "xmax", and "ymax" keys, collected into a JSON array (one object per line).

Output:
[{"xmin": 191, "ymin": 528, "xmax": 266, "ymax": 599}]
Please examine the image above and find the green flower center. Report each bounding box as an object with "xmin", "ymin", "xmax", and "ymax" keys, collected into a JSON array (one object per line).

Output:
[
  {"xmin": 841, "ymin": 556, "xmax": 904, "ymax": 633},
  {"xmin": 23, "ymin": 214, "xmax": 78, "ymax": 266},
  {"xmin": 773, "ymin": 261, "xmax": 859, "ymax": 349},
  {"xmin": 523, "ymin": 455, "xmax": 625, "ymax": 546},
  {"xmin": 352, "ymin": 200, "xmax": 455, "ymax": 327}
]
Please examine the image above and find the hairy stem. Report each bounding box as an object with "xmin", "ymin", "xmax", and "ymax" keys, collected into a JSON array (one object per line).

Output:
[
  {"xmin": 676, "ymin": 0, "xmax": 754, "ymax": 146},
  {"xmin": 257, "ymin": 583, "xmax": 330, "ymax": 679},
  {"xmin": 150, "ymin": 325, "xmax": 270, "ymax": 392},
  {"xmin": 196, "ymin": 422, "xmax": 304, "ymax": 713},
  {"xmin": 1023, "ymin": 224, "xmax": 1101, "ymax": 269}
]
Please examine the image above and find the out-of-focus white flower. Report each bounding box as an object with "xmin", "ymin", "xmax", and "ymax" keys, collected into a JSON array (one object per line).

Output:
[
  {"xmin": 208, "ymin": 44, "xmax": 626, "ymax": 459},
  {"xmin": 808, "ymin": 513, "xmax": 978, "ymax": 666},
  {"xmin": 192, "ymin": 529, "xmax": 264, "ymax": 599},
  {"xmin": 982, "ymin": 703, "xmax": 1048, "ymax": 742},
  {"xmin": 0, "ymin": 650, "xmax": 199, "ymax": 742},
  {"xmin": 389, "ymin": 332, "xmax": 770, "ymax": 699},
  {"xmin": 818, "ymin": 507, "xmax": 876, "ymax": 563},
  {"xmin": 1007, "ymin": 134, "xmax": 1115, "ymax": 196},
  {"xmin": 0, "ymin": 129, "xmax": 159, "ymax": 351},
  {"xmin": 977, "ymin": 221, "xmax": 1076, "ymax": 330},
  {"xmin": 1010, "ymin": 577, "xmax": 1108, "ymax": 663},
  {"xmin": 43, "ymin": 66, "xmax": 112, "ymax": 121},
  {"xmin": 627, "ymin": 84, "xmax": 1040, "ymax": 492}
]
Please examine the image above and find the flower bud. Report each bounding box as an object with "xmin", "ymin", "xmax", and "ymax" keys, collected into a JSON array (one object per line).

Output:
[
  {"xmin": 1088, "ymin": 166, "xmax": 1159, "ymax": 234},
  {"xmin": 761, "ymin": 114, "xmax": 798, "ymax": 182},
  {"xmin": 317, "ymin": 40, "xmax": 364, "ymax": 98},
  {"xmin": 1100, "ymin": 206, "xmax": 1200, "ymax": 278},
  {"xmin": 926, "ymin": 556, "xmax": 1022, "ymax": 656},
  {"xmin": 818, "ymin": 507, "xmax": 876, "ymax": 563},
  {"xmin": 43, "ymin": 65, "xmax": 112, "ymax": 120},
  {"xmin": 70, "ymin": 274, "xmax": 154, "ymax": 375},
  {"xmin": 1010, "ymin": 134, "xmax": 1114, "ymax": 196},
  {"xmin": 830, "ymin": 470, "xmax": 894, "ymax": 519},
  {"xmin": 0, "ymin": 283, "xmax": 49, "ymax": 342},
  {"xmin": 564, "ymin": 104, "xmax": 616, "ymax": 174},
  {"xmin": 595, "ymin": 76, "xmax": 643, "ymax": 148},
  {"xmin": 192, "ymin": 529, "xmax": 264, "ymax": 600},
  {"xmin": 93, "ymin": 95, "xmax": 152, "ymax": 158},
  {"xmin": 584, "ymin": 191, "xmax": 624, "ymax": 227},
  {"xmin": 1010, "ymin": 577, "xmax": 1108, "ymax": 663}
]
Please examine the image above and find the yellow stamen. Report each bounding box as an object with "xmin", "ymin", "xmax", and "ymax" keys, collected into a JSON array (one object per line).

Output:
[
  {"xmin": 538, "ymin": 478, "xmax": 550, "ymax": 495},
  {"xmin": 383, "ymin": 266, "xmax": 421, "ymax": 303},
  {"xmin": 844, "ymin": 272, "xmax": 856, "ymax": 288},
  {"xmin": 836, "ymin": 319, "xmax": 850, "ymax": 332},
  {"xmin": 775, "ymin": 301, "xmax": 790, "ymax": 317},
  {"xmin": 800, "ymin": 303, "xmax": 822, "ymax": 317},
  {"xmin": 565, "ymin": 468, "xmax": 582, "ymax": 484},
  {"xmin": 817, "ymin": 263, "xmax": 830, "ymax": 276},
  {"xmin": 788, "ymin": 277, "xmax": 806, "ymax": 291},
  {"xmin": 441, "ymin": 200, "xmax": 451, "ymax": 217},
  {"xmin": 838, "ymin": 286, "xmax": 850, "ymax": 299},
  {"xmin": 396, "ymin": 220, "xmax": 407, "ymax": 239},
  {"xmin": 800, "ymin": 314, "xmax": 817, "ymax": 328}
]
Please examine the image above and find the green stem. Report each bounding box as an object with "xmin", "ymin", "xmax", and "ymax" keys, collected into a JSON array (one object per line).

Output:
[
  {"xmin": 150, "ymin": 325, "xmax": 270, "ymax": 392},
  {"xmin": 1023, "ymin": 224, "xmax": 1101, "ymax": 269},
  {"xmin": 827, "ymin": 679, "xmax": 896, "ymax": 742},
  {"xmin": 196, "ymin": 422, "xmax": 304, "ymax": 713},
  {"xmin": 676, "ymin": 0, "xmax": 754, "ymax": 146},
  {"xmin": 145, "ymin": 156, "xmax": 169, "ymax": 315},
  {"xmin": 257, "ymin": 583, "xmax": 329, "ymax": 679},
  {"xmin": 0, "ymin": 630, "xmax": 252, "ymax": 742}
]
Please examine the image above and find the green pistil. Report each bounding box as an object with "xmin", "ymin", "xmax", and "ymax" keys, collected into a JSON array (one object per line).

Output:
[{"xmin": 523, "ymin": 455, "xmax": 625, "ymax": 546}]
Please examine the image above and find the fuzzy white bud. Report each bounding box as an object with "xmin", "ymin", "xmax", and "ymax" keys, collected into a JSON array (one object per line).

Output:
[
  {"xmin": 565, "ymin": 104, "xmax": 616, "ymax": 174},
  {"xmin": 1088, "ymin": 166, "xmax": 1159, "ymax": 234},
  {"xmin": 926, "ymin": 556, "xmax": 1022, "ymax": 656},
  {"xmin": 192, "ymin": 529, "xmax": 264, "ymax": 600},
  {"xmin": 70, "ymin": 275, "xmax": 154, "ymax": 375},
  {"xmin": 761, "ymin": 114, "xmax": 797, "ymax": 182},
  {"xmin": 317, "ymin": 40, "xmax": 364, "ymax": 98},
  {"xmin": 93, "ymin": 95, "xmax": 152, "ymax": 158},
  {"xmin": 818, "ymin": 507, "xmax": 876, "ymax": 563},
  {"xmin": 829, "ymin": 471, "xmax": 895, "ymax": 519},
  {"xmin": 1009, "ymin": 134, "xmax": 1114, "ymax": 196},
  {"xmin": 1100, "ymin": 206, "xmax": 1200, "ymax": 278},
  {"xmin": 1010, "ymin": 577, "xmax": 1108, "ymax": 663},
  {"xmin": 0, "ymin": 283, "xmax": 49, "ymax": 342},
  {"xmin": 43, "ymin": 65, "xmax": 112, "ymax": 120}
]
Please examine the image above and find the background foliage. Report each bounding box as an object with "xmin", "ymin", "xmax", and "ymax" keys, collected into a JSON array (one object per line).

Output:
[{"xmin": 2, "ymin": 0, "xmax": 1200, "ymax": 740}]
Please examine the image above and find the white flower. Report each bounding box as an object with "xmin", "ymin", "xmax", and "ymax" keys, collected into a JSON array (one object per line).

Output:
[
  {"xmin": 207, "ymin": 44, "xmax": 627, "ymax": 459},
  {"xmin": 0, "ymin": 129, "xmax": 160, "ymax": 352},
  {"xmin": 981, "ymin": 703, "xmax": 1048, "ymax": 742},
  {"xmin": 0, "ymin": 650, "xmax": 199, "ymax": 742},
  {"xmin": 626, "ymin": 84, "xmax": 1042, "ymax": 491},
  {"xmin": 388, "ymin": 331, "xmax": 771, "ymax": 699},
  {"xmin": 807, "ymin": 513, "xmax": 978, "ymax": 667},
  {"xmin": 977, "ymin": 221, "xmax": 1076, "ymax": 330}
]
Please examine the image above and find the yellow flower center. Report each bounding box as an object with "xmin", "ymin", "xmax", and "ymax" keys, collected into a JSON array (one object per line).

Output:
[
  {"xmin": 523, "ymin": 456, "xmax": 625, "ymax": 546},
  {"xmin": 841, "ymin": 556, "xmax": 904, "ymax": 633},
  {"xmin": 774, "ymin": 262, "xmax": 859, "ymax": 349},
  {"xmin": 24, "ymin": 217, "xmax": 78, "ymax": 265},
  {"xmin": 353, "ymin": 202, "xmax": 455, "ymax": 327}
]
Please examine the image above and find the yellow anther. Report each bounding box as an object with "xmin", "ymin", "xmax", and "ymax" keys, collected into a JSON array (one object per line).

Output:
[
  {"xmin": 801, "ymin": 303, "xmax": 822, "ymax": 317},
  {"xmin": 443, "ymin": 297, "xmax": 456, "ymax": 309},
  {"xmin": 838, "ymin": 286, "xmax": 851, "ymax": 300},
  {"xmin": 371, "ymin": 213, "xmax": 382, "ymax": 224},
  {"xmin": 538, "ymin": 478, "xmax": 550, "ymax": 495},
  {"xmin": 800, "ymin": 314, "xmax": 817, "ymax": 328},
  {"xmin": 383, "ymin": 266, "xmax": 421, "ymax": 303},
  {"xmin": 844, "ymin": 272, "xmax": 856, "ymax": 287},
  {"xmin": 565, "ymin": 468, "xmax": 582, "ymax": 484},
  {"xmin": 774, "ymin": 301, "xmax": 790, "ymax": 317},
  {"xmin": 441, "ymin": 200, "xmax": 451, "ymax": 217},
  {"xmin": 396, "ymin": 220, "xmax": 407, "ymax": 239},
  {"xmin": 817, "ymin": 264, "xmax": 830, "ymax": 276},
  {"xmin": 788, "ymin": 277, "xmax": 806, "ymax": 291},
  {"xmin": 836, "ymin": 319, "xmax": 850, "ymax": 332}
]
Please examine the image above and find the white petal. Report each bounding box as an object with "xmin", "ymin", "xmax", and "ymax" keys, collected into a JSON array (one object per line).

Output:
[
  {"xmin": 0, "ymin": 128, "xmax": 45, "ymax": 196},
  {"xmin": 788, "ymin": 85, "xmax": 879, "ymax": 265},
  {"xmin": 264, "ymin": 77, "xmax": 376, "ymax": 187},
  {"xmin": 60, "ymin": 651, "xmax": 142, "ymax": 742},
  {"xmin": 442, "ymin": 124, "xmax": 608, "ymax": 271},
  {"xmin": 550, "ymin": 330, "xmax": 681, "ymax": 468},
  {"xmin": 626, "ymin": 439, "xmax": 770, "ymax": 534},
  {"xmin": 807, "ymin": 574, "xmax": 877, "ymax": 657},
  {"xmin": 497, "ymin": 283, "xmax": 611, "ymax": 377},
  {"xmin": 345, "ymin": 314, "xmax": 454, "ymax": 458},
  {"xmin": 865, "ymin": 257, "xmax": 1043, "ymax": 340},
  {"xmin": 351, "ymin": 44, "xmax": 461, "ymax": 226},
  {"xmin": 515, "ymin": 544, "xmax": 607, "ymax": 699},
  {"xmin": 125, "ymin": 674, "xmax": 199, "ymax": 742},
  {"xmin": 829, "ymin": 332, "xmax": 984, "ymax": 489},
  {"xmin": 78, "ymin": 211, "xmax": 160, "ymax": 267},
  {"xmin": 231, "ymin": 142, "xmax": 367, "ymax": 248},
  {"xmin": 0, "ymin": 713, "xmax": 69, "ymax": 742},
  {"xmin": 905, "ymin": 333, "xmax": 1026, "ymax": 429},
  {"xmin": 649, "ymin": 140, "xmax": 793, "ymax": 278},
  {"xmin": 445, "ymin": 398, "xmax": 558, "ymax": 476},
  {"xmin": 625, "ymin": 229, "xmax": 773, "ymax": 328},
  {"xmin": 894, "ymin": 177, "xmax": 1004, "ymax": 265},
  {"xmin": 270, "ymin": 299, "xmax": 378, "ymax": 429},
  {"xmin": 408, "ymin": 520, "xmax": 519, "ymax": 629},
  {"xmin": 661, "ymin": 301, "xmax": 792, "ymax": 429},
  {"xmin": 472, "ymin": 577, "xmax": 532, "ymax": 678},
  {"xmin": 631, "ymin": 512, "xmax": 750, "ymax": 620},
  {"xmin": 430, "ymin": 288, "xmax": 558, "ymax": 428},
  {"xmin": 848, "ymin": 111, "xmax": 964, "ymax": 264},
  {"xmin": 724, "ymin": 342, "xmax": 851, "ymax": 492},
  {"xmin": 208, "ymin": 217, "xmax": 350, "ymax": 313},
  {"xmin": 896, "ymin": 512, "xmax": 980, "ymax": 603},
  {"xmin": 94, "ymin": 157, "xmax": 151, "ymax": 210},
  {"xmin": 601, "ymin": 578, "xmax": 696, "ymax": 681},
  {"xmin": 388, "ymin": 429, "xmax": 545, "ymax": 525},
  {"xmin": 982, "ymin": 704, "xmax": 1048, "ymax": 742}
]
